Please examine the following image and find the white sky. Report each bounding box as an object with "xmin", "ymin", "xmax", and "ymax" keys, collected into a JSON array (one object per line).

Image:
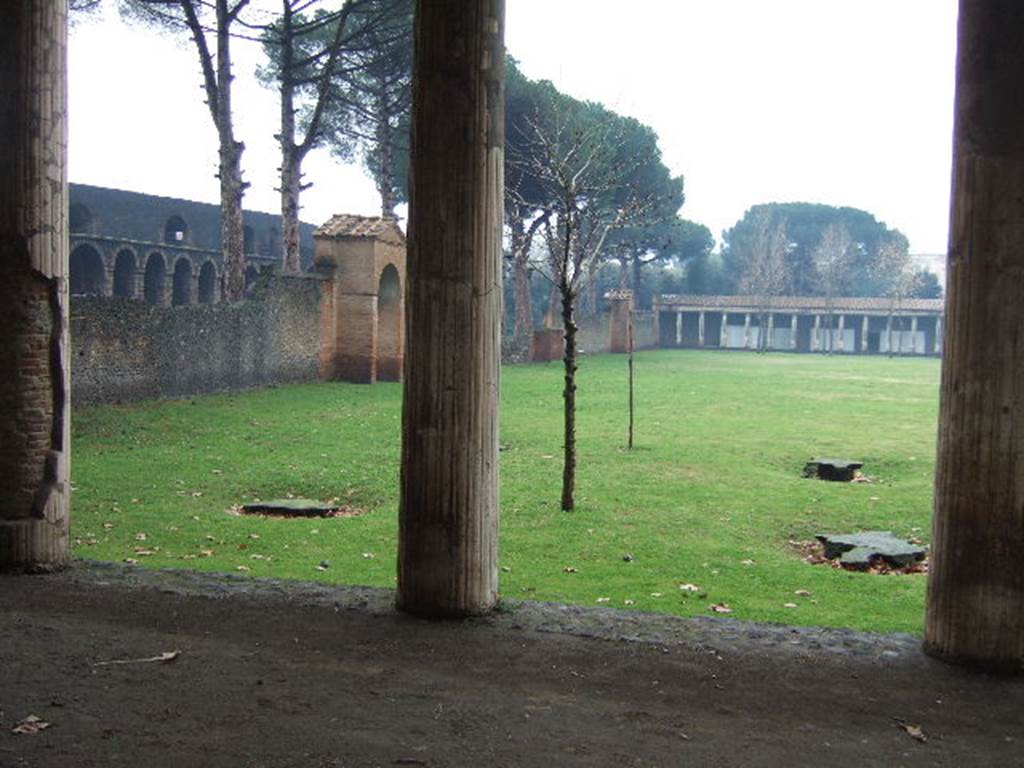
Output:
[{"xmin": 69, "ymin": 1, "xmax": 959, "ymax": 254}]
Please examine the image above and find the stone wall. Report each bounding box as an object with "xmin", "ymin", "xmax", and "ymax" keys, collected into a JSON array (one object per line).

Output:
[
  {"xmin": 71, "ymin": 274, "xmax": 323, "ymax": 406},
  {"xmin": 576, "ymin": 310, "xmax": 658, "ymax": 356}
]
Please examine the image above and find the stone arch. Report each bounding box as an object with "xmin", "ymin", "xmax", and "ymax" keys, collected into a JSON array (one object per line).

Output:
[
  {"xmin": 198, "ymin": 260, "xmax": 218, "ymax": 304},
  {"xmin": 377, "ymin": 263, "xmax": 404, "ymax": 380},
  {"xmin": 113, "ymin": 249, "xmax": 137, "ymax": 298},
  {"xmin": 144, "ymin": 252, "xmax": 167, "ymax": 305},
  {"xmin": 164, "ymin": 214, "xmax": 188, "ymax": 245},
  {"xmin": 69, "ymin": 202, "xmax": 92, "ymax": 233},
  {"xmin": 172, "ymin": 257, "xmax": 193, "ymax": 306},
  {"xmin": 69, "ymin": 243, "xmax": 106, "ymax": 296}
]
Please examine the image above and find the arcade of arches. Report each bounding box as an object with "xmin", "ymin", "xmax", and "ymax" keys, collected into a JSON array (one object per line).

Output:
[
  {"xmin": 1, "ymin": 0, "xmax": 1023, "ymax": 676},
  {"xmin": 71, "ymin": 241, "xmax": 219, "ymax": 306}
]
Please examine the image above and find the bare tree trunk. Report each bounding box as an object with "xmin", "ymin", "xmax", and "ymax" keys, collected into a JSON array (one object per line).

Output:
[
  {"xmin": 0, "ymin": 0, "xmax": 71, "ymax": 571},
  {"xmin": 277, "ymin": 1, "xmax": 303, "ymax": 274},
  {"xmin": 280, "ymin": 147, "xmax": 303, "ymax": 273},
  {"xmin": 508, "ymin": 210, "xmax": 533, "ymax": 351},
  {"xmin": 376, "ymin": 93, "xmax": 397, "ymax": 216},
  {"xmin": 216, "ymin": 0, "xmax": 246, "ymax": 301},
  {"xmin": 560, "ymin": 282, "xmax": 577, "ymax": 511},
  {"xmin": 925, "ymin": 0, "xmax": 1024, "ymax": 672},
  {"xmin": 398, "ymin": 0, "xmax": 504, "ymax": 618}
]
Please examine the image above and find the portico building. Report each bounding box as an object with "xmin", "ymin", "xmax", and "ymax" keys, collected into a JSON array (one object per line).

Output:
[{"xmin": 652, "ymin": 295, "xmax": 944, "ymax": 356}]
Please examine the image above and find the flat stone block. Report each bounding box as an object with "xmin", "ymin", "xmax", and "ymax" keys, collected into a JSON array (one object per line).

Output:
[
  {"xmin": 815, "ymin": 531, "xmax": 926, "ymax": 567},
  {"xmin": 803, "ymin": 458, "xmax": 864, "ymax": 482}
]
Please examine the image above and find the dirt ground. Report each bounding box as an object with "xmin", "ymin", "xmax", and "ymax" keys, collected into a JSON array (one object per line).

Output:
[{"xmin": 1, "ymin": 563, "xmax": 1021, "ymax": 767}]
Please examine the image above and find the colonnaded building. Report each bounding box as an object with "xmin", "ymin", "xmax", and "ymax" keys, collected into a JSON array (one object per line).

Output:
[
  {"xmin": 67, "ymin": 183, "xmax": 317, "ymax": 304},
  {"xmin": 651, "ymin": 294, "xmax": 945, "ymax": 356}
]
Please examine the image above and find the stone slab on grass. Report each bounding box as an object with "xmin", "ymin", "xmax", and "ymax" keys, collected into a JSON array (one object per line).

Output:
[
  {"xmin": 803, "ymin": 458, "xmax": 864, "ymax": 482},
  {"xmin": 816, "ymin": 531, "xmax": 926, "ymax": 567},
  {"xmin": 241, "ymin": 499, "xmax": 336, "ymax": 517}
]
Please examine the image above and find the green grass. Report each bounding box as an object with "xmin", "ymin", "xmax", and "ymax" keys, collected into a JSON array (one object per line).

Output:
[{"xmin": 70, "ymin": 350, "xmax": 939, "ymax": 635}]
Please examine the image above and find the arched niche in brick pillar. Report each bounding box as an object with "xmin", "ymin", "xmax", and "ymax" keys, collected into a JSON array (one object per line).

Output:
[{"xmin": 313, "ymin": 214, "xmax": 407, "ymax": 384}]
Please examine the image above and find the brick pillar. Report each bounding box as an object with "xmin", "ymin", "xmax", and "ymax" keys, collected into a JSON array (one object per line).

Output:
[
  {"xmin": 0, "ymin": 1, "xmax": 71, "ymax": 571},
  {"xmin": 335, "ymin": 293, "xmax": 378, "ymax": 384},
  {"xmin": 608, "ymin": 292, "xmax": 634, "ymax": 353}
]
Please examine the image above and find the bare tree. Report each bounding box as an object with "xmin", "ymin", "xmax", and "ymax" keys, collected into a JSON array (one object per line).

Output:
[
  {"xmin": 811, "ymin": 222, "xmax": 853, "ymax": 353},
  {"xmin": 121, "ymin": 0, "xmax": 253, "ymax": 301},
  {"xmin": 737, "ymin": 209, "xmax": 790, "ymax": 352},
  {"xmin": 261, "ymin": 0, "xmax": 394, "ymax": 272},
  {"xmin": 518, "ymin": 105, "xmax": 668, "ymax": 511},
  {"xmin": 874, "ymin": 237, "xmax": 921, "ymax": 356}
]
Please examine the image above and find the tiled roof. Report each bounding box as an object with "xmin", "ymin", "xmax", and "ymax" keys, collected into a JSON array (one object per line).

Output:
[
  {"xmin": 655, "ymin": 294, "xmax": 944, "ymax": 313},
  {"xmin": 315, "ymin": 214, "xmax": 405, "ymax": 245}
]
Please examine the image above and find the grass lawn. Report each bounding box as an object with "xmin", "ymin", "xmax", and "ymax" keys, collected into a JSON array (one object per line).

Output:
[{"xmin": 70, "ymin": 349, "xmax": 940, "ymax": 635}]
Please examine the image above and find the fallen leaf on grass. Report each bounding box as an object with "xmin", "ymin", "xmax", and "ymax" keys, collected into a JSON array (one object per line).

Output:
[
  {"xmin": 622, "ymin": 553, "xmax": 635, "ymax": 562},
  {"xmin": 199, "ymin": 549, "xmax": 215, "ymax": 557},
  {"xmin": 236, "ymin": 565, "xmax": 250, "ymax": 572},
  {"xmin": 132, "ymin": 548, "xmax": 158, "ymax": 556},
  {"xmin": 124, "ymin": 558, "xmax": 138, "ymax": 565},
  {"xmin": 94, "ymin": 650, "xmax": 180, "ymax": 667},
  {"xmin": 562, "ymin": 566, "xmax": 578, "ymax": 573},
  {"xmin": 362, "ymin": 552, "xmax": 376, "ymax": 559},
  {"xmin": 794, "ymin": 589, "xmax": 813, "ymax": 597},
  {"xmin": 783, "ymin": 602, "xmax": 798, "ymax": 608},
  {"xmin": 134, "ymin": 532, "xmax": 148, "ymax": 541},
  {"xmin": 740, "ymin": 559, "xmax": 757, "ymax": 566},
  {"xmin": 12, "ymin": 715, "xmax": 51, "ymax": 735},
  {"xmin": 102, "ymin": 522, "xmax": 115, "ymax": 530},
  {"xmin": 624, "ymin": 599, "xmax": 635, "ymax": 605},
  {"xmin": 596, "ymin": 597, "xmax": 610, "ymax": 603},
  {"xmin": 679, "ymin": 583, "xmax": 701, "ymax": 593},
  {"xmin": 650, "ymin": 592, "xmax": 663, "ymax": 598},
  {"xmin": 709, "ymin": 603, "xmax": 733, "ymax": 614},
  {"xmin": 894, "ymin": 718, "xmax": 927, "ymax": 743}
]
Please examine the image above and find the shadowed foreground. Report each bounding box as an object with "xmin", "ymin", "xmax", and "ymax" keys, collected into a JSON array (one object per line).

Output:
[{"xmin": 2, "ymin": 563, "xmax": 1021, "ymax": 767}]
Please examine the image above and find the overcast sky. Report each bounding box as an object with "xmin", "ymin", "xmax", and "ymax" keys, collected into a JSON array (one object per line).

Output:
[{"xmin": 68, "ymin": 1, "xmax": 959, "ymax": 254}]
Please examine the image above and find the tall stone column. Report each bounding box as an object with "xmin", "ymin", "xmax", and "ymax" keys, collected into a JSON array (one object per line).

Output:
[
  {"xmin": 861, "ymin": 316, "xmax": 869, "ymax": 353},
  {"xmin": 790, "ymin": 314, "xmax": 798, "ymax": 350},
  {"xmin": 812, "ymin": 314, "xmax": 821, "ymax": 351},
  {"xmin": 766, "ymin": 313, "xmax": 774, "ymax": 350},
  {"xmin": 398, "ymin": 0, "xmax": 504, "ymax": 617},
  {"xmin": 910, "ymin": 315, "xmax": 919, "ymax": 354},
  {"xmin": 675, "ymin": 311, "xmax": 682, "ymax": 346},
  {"xmin": 720, "ymin": 312, "xmax": 728, "ymax": 347},
  {"xmin": 0, "ymin": 1, "xmax": 71, "ymax": 571},
  {"xmin": 926, "ymin": 0, "xmax": 1024, "ymax": 672},
  {"xmin": 836, "ymin": 314, "xmax": 845, "ymax": 352},
  {"xmin": 934, "ymin": 316, "xmax": 942, "ymax": 354},
  {"xmin": 697, "ymin": 311, "xmax": 705, "ymax": 346},
  {"xmin": 743, "ymin": 313, "xmax": 751, "ymax": 349}
]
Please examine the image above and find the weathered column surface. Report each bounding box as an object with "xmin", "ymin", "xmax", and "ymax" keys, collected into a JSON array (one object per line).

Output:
[
  {"xmin": 675, "ymin": 311, "xmax": 682, "ymax": 346},
  {"xmin": 925, "ymin": 0, "xmax": 1024, "ymax": 672},
  {"xmin": 398, "ymin": 0, "xmax": 504, "ymax": 617},
  {"xmin": 0, "ymin": 1, "xmax": 71, "ymax": 571},
  {"xmin": 697, "ymin": 311, "xmax": 705, "ymax": 347}
]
